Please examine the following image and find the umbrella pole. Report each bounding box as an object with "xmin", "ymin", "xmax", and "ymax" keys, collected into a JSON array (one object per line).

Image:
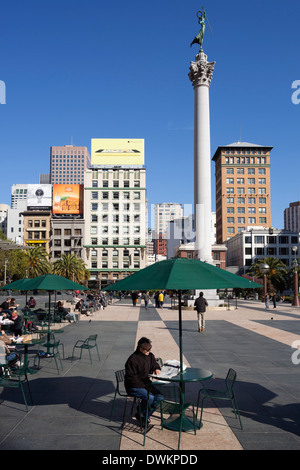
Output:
[
  {"xmin": 47, "ymin": 291, "xmax": 51, "ymax": 346},
  {"xmin": 178, "ymin": 290, "xmax": 184, "ymax": 372}
]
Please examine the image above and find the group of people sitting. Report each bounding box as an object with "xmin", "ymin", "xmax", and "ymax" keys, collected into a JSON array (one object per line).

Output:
[{"xmin": 0, "ymin": 297, "xmax": 22, "ymax": 338}]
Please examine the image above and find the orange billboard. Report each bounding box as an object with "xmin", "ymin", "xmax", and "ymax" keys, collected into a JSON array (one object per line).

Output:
[{"xmin": 52, "ymin": 184, "xmax": 83, "ymax": 215}]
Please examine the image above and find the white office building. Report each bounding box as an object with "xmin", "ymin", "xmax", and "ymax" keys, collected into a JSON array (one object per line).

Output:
[
  {"xmin": 84, "ymin": 163, "xmax": 147, "ymax": 288},
  {"xmin": 226, "ymin": 228, "xmax": 300, "ymax": 274}
]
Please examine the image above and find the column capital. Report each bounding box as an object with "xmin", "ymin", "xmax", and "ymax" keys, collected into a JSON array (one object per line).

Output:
[{"xmin": 188, "ymin": 52, "xmax": 215, "ymax": 88}]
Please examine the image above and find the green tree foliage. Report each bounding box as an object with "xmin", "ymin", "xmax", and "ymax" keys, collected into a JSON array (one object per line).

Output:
[
  {"xmin": 247, "ymin": 257, "xmax": 288, "ymax": 293},
  {"xmin": 24, "ymin": 246, "xmax": 52, "ymax": 278},
  {"xmin": 52, "ymin": 253, "xmax": 89, "ymax": 283}
]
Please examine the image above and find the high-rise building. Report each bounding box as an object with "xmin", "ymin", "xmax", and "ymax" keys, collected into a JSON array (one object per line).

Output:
[
  {"xmin": 153, "ymin": 203, "xmax": 183, "ymax": 238},
  {"xmin": 84, "ymin": 139, "xmax": 147, "ymax": 288},
  {"xmin": 212, "ymin": 142, "xmax": 272, "ymax": 244},
  {"xmin": 11, "ymin": 184, "xmax": 28, "ymax": 209},
  {"xmin": 284, "ymin": 201, "xmax": 300, "ymax": 232},
  {"xmin": 50, "ymin": 145, "xmax": 91, "ymax": 184}
]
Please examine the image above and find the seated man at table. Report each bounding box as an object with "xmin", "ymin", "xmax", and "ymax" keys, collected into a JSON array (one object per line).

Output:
[
  {"xmin": 124, "ymin": 337, "xmax": 163, "ymax": 429},
  {"xmin": 0, "ymin": 297, "xmax": 12, "ymax": 314}
]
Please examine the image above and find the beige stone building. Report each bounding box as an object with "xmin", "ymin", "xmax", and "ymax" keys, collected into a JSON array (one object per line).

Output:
[
  {"xmin": 22, "ymin": 210, "xmax": 52, "ymax": 253},
  {"xmin": 212, "ymin": 142, "xmax": 272, "ymax": 244}
]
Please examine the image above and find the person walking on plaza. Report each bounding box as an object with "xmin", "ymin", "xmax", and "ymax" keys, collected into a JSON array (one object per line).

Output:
[
  {"xmin": 158, "ymin": 291, "xmax": 164, "ymax": 308},
  {"xmin": 264, "ymin": 294, "xmax": 269, "ymax": 309},
  {"xmin": 142, "ymin": 291, "xmax": 150, "ymax": 309},
  {"xmin": 154, "ymin": 291, "xmax": 159, "ymax": 308},
  {"xmin": 272, "ymin": 294, "xmax": 277, "ymax": 308},
  {"xmin": 131, "ymin": 291, "xmax": 138, "ymax": 306},
  {"xmin": 125, "ymin": 337, "xmax": 163, "ymax": 429},
  {"xmin": 194, "ymin": 291, "xmax": 208, "ymax": 332}
]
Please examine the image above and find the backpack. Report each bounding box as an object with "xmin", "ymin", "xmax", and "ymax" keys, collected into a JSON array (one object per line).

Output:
[{"xmin": 26, "ymin": 321, "xmax": 38, "ymax": 332}]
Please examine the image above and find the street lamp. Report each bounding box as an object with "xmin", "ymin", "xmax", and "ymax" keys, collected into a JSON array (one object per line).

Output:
[
  {"xmin": 292, "ymin": 246, "xmax": 300, "ymax": 307},
  {"xmin": 260, "ymin": 263, "xmax": 270, "ymax": 302}
]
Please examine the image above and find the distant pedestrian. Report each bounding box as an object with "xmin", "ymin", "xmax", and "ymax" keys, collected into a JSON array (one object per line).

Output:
[
  {"xmin": 142, "ymin": 291, "xmax": 150, "ymax": 309},
  {"xmin": 131, "ymin": 291, "xmax": 138, "ymax": 306},
  {"xmin": 194, "ymin": 292, "xmax": 208, "ymax": 332},
  {"xmin": 264, "ymin": 294, "xmax": 269, "ymax": 309},
  {"xmin": 158, "ymin": 292, "xmax": 164, "ymax": 308},
  {"xmin": 154, "ymin": 292, "xmax": 159, "ymax": 308},
  {"xmin": 272, "ymin": 294, "xmax": 276, "ymax": 308}
]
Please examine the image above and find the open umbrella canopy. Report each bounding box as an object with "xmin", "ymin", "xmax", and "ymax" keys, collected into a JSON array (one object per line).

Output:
[
  {"xmin": 1, "ymin": 274, "xmax": 88, "ymax": 292},
  {"xmin": 0, "ymin": 278, "xmax": 34, "ymax": 291},
  {"xmin": 103, "ymin": 258, "xmax": 262, "ymax": 291}
]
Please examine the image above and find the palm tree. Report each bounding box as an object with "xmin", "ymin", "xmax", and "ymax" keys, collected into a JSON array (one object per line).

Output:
[
  {"xmin": 247, "ymin": 257, "xmax": 288, "ymax": 293},
  {"xmin": 52, "ymin": 253, "xmax": 89, "ymax": 283},
  {"xmin": 24, "ymin": 246, "xmax": 52, "ymax": 278}
]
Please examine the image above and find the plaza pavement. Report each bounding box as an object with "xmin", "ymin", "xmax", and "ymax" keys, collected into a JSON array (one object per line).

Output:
[{"xmin": 0, "ymin": 293, "xmax": 300, "ymax": 451}]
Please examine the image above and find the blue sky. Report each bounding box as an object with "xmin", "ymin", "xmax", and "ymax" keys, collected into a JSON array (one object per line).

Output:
[{"xmin": 0, "ymin": 0, "xmax": 299, "ymax": 230}]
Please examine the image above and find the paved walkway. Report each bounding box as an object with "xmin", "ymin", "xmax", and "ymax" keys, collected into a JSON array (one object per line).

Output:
[{"xmin": 1, "ymin": 295, "xmax": 300, "ymax": 451}]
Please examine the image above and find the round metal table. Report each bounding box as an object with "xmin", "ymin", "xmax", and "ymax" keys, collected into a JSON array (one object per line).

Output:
[{"xmin": 151, "ymin": 367, "xmax": 213, "ymax": 432}]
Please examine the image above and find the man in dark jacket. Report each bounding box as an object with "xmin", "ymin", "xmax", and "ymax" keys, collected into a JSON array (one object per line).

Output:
[
  {"xmin": 125, "ymin": 337, "xmax": 163, "ymax": 428},
  {"xmin": 194, "ymin": 291, "xmax": 208, "ymax": 332}
]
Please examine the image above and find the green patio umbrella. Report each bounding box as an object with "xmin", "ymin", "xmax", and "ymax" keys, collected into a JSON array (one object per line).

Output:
[
  {"xmin": 0, "ymin": 278, "xmax": 34, "ymax": 291},
  {"xmin": 0, "ymin": 278, "xmax": 38, "ymax": 308},
  {"xmin": 103, "ymin": 258, "xmax": 261, "ymax": 373},
  {"xmin": 1, "ymin": 274, "xmax": 88, "ymax": 339},
  {"xmin": 1, "ymin": 274, "xmax": 88, "ymax": 292}
]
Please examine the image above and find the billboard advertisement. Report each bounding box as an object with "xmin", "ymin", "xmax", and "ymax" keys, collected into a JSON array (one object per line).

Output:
[
  {"xmin": 91, "ymin": 138, "xmax": 144, "ymax": 166},
  {"xmin": 52, "ymin": 184, "xmax": 83, "ymax": 215},
  {"xmin": 27, "ymin": 184, "xmax": 52, "ymax": 210}
]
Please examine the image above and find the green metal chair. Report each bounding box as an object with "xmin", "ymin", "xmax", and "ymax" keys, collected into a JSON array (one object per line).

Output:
[
  {"xmin": 0, "ymin": 355, "xmax": 34, "ymax": 412},
  {"xmin": 72, "ymin": 334, "xmax": 100, "ymax": 364},
  {"xmin": 109, "ymin": 369, "xmax": 152, "ymax": 446},
  {"xmin": 38, "ymin": 332, "xmax": 65, "ymax": 359},
  {"xmin": 196, "ymin": 368, "xmax": 243, "ymax": 430},
  {"xmin": 34, "ymin": 340, "xmax": 63, "ymax": 374},
  {"xmin": 158, "ymin": 384, "xmax": 197, "ymax": 450},
  {"xmin": 109, "ymin": 369, "xmax": 137, "ymax": 421}
]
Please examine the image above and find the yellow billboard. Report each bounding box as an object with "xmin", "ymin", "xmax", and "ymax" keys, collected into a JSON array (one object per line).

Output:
[
  {"xmin": 52, "ymin": 184, "xmax": 83, "ymax": 215},
  {"xmin": 91, "ymin": 139, "xmax": 144, "ymax": 166}
]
